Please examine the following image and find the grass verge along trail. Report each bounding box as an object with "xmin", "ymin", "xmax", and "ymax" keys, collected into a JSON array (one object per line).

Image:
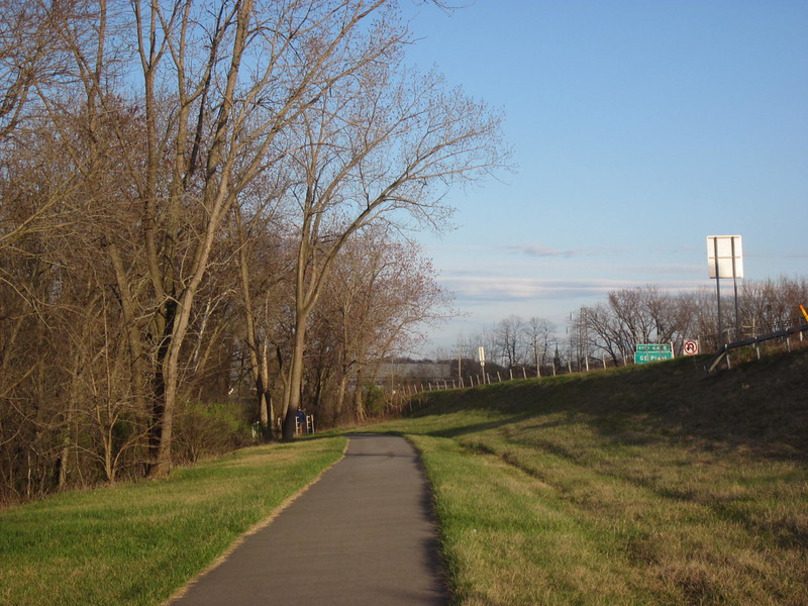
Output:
[
  {"xmin": 0, "ymin": 437, "xmax": 346, "ymax": 606},
  {"xmin": 373, "ymin": 351, "xmax": 808, "ymax": 605}
]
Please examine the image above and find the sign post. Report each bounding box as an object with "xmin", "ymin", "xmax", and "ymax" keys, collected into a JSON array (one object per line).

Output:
[{"xmin": 477, "ymin": 346, "xmax": 486, "ymax": 385}]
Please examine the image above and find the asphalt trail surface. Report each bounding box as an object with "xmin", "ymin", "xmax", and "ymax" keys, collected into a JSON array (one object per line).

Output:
[{"xmin": 171, "ymin": 434, "xmax": 448, "ymax": 605}]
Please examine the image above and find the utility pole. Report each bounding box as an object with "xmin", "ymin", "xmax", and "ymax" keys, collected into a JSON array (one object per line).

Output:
[{"xmin": 533, "ymin": 334, "xmax": 540, "ymax": 377}]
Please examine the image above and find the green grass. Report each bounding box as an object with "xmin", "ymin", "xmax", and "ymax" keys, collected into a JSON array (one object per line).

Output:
[
  {"xmin": 0, "ymin": 437, "xmax": 346, "ymax": 606},
  {"xmin": 3, "ymin": 351, "xmax": 806, "ymax": 606},
  {"xmin": 371, "ymin": 350, "xmax": 808, "ymax": 605}
]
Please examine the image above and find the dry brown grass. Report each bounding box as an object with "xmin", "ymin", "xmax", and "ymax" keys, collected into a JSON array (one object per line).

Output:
[{"xmin": 376, "ymin": 349, "xmax": 808, "ymax": 605}]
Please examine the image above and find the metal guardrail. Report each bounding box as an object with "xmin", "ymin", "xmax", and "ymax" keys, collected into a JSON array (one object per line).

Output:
[{"xmin": 706, "ymin": 322, "xmax": 808, "ymax": 374}]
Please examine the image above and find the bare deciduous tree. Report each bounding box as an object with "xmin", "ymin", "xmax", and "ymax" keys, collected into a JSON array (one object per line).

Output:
[
  {"xmin": 0, "ymin": 0, "xmax": 506, "ymax": 500},
  {"xmin": 279, "ymin": 44, "xmax": 505, "ymax": 437}
]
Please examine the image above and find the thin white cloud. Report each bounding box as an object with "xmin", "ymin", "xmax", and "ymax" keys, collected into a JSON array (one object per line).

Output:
[
  {"xmin": 441, "ymin": 275, "xmax": 704, "ymax": 303},
  {"xmin": 631, "ymin": 263, "xmax": 704, "ymax": 276},
  {"xmin": 502, "ymin": 244, "xmax": 575, "ymax": 258},
  {"xmin": 501, "ymin": 243, "xmax": 633, "ymax": 259}
]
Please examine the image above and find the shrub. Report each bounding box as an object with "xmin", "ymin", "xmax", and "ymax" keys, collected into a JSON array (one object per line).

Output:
[
  {"xmin": 173, "ymin": 401, "xmax": 254, "ymax": 464},
  {"xmin": 363, "ymin": 384, "xmax": 387, "ymax": 417}
]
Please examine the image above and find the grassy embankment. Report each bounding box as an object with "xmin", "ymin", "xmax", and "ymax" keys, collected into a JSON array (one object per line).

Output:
[
  {"xmin": 3, "ymin": 351, "xmax": 806, "ymax": 606},
  {"xmin": 0, "ymin": 437, "xmax": 346, "ymax": 606},
  {"xmin": 374, "ymin": 349, "xmax": 808, "ymax": 605}
]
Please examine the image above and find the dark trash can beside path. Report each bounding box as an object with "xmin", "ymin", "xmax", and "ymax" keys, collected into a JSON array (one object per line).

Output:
[{"xmin": 170, "ymin": 434, "xmax": 449, "ymax": 606}]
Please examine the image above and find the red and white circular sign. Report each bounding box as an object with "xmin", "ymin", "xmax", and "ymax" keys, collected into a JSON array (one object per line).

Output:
[{"xmin": 683, "ymin": 339, "xmax": 699, "ymax": 356}]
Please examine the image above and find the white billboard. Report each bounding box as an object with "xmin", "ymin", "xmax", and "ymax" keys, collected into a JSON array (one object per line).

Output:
[{"xmin": 707, "ymin": 235, "xmax": 743, "ymax": 279}]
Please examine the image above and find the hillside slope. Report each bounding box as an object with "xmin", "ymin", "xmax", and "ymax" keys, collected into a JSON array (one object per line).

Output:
[
  {"xmin": 378, "ymin": 349, "xmax": 808, "ymax": 605},
  {"xmin": 413, "ymin": 348, "xmax": 808, "ymax": 460}
]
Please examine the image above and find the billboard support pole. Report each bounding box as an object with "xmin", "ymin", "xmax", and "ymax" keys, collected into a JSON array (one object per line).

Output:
[
  {"xmin": 714, "ymin": 237, "xmax": 722, "ymax": 349},
  {"xmin": 731, "ymin": 236, "xmax": 740, "ymax": 340}
]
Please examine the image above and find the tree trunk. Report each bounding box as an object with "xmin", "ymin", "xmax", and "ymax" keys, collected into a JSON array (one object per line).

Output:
[
  {"xmin": 234, "ymin": 208, "xmax": 275, "ymax": 437},
  {"xmin": 147, "ymin": 299, "xmax": 174, "ymax": 475},
  {"xmin": 281, "ymin": 314, "xmax": 307, "ymax": 441},
  {"xmin": 334, "ymin": 373, "xmax": 348, "ymax": 425},
  {"xmin": 259, "ymin": 339, "xmax": 274, "ymax": 438},
  {"xmin": 151, "ymin": 285, "xmax": 197, "ymax": 476},
  {"xmin": 151, "ymin": 328, "xmax": 181, "ymax": 477},
  {"xmin": 57, "ymin": 433, "xmax": 70, "ymax": 492},
  {"xmin": 353, "ymin": 365, "xmax": 365, "ymax": 422}
]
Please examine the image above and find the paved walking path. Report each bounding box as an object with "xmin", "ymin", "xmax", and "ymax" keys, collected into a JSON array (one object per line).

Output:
[{"xmin": 171, "ymin": 434, "xmax": 448, "ymax": 605}]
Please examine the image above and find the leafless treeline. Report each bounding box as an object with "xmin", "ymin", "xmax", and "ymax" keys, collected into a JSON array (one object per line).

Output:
[
  {"xmin": 465, "ymin": 278, "xmax": 808, "ymax": 371},
  {"xmin": 0, "ymin": 0, "xmax": 504, "ymax": 502}
]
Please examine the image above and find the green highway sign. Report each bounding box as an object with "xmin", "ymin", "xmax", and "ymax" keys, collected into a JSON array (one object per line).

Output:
[
  {"xmin": 634, "ymin": 343, "xmax": 674, "ymax": 364},
  {"xmin": 636, "ymin": 344, "xmax": 671, "ymax": 352}
]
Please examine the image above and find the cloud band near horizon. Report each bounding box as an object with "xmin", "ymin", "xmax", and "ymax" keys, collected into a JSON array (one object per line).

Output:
[{"xmin": 441, "ymin": 275, "xmax": 706, "ymax": 303}]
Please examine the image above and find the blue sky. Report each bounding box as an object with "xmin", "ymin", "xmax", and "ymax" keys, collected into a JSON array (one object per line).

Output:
[{"xmin": 400, "ymin": 0, "xmax": 808, "ymax": 353}]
